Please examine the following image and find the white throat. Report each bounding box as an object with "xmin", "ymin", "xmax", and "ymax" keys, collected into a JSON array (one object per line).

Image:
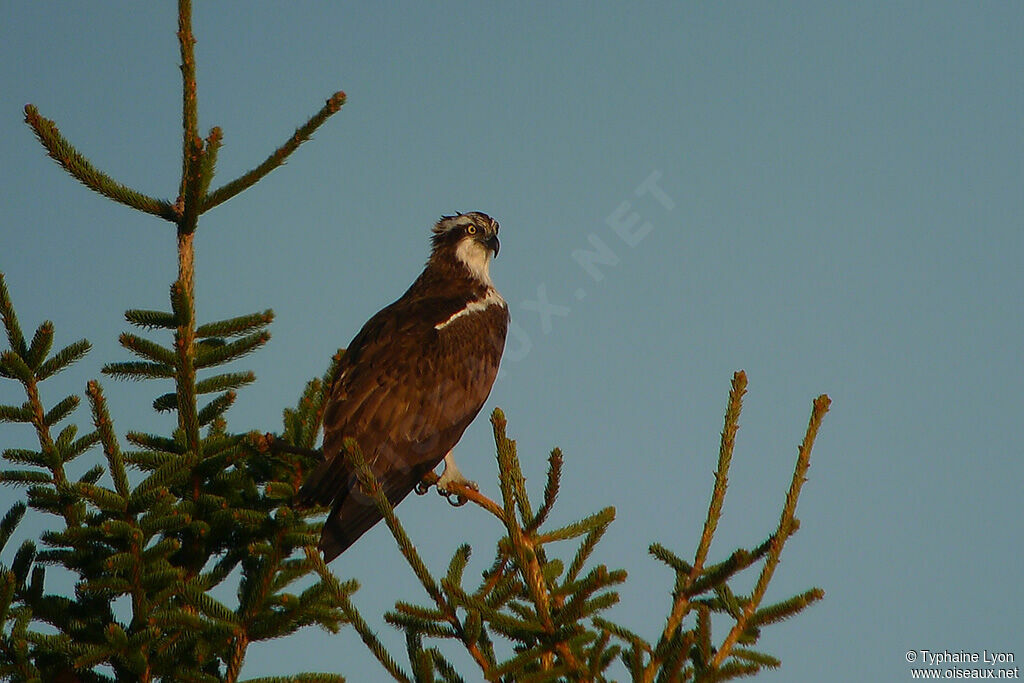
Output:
[{"xmin": 454, "ymin": 238, "xmax": 494, "ymax": 286}]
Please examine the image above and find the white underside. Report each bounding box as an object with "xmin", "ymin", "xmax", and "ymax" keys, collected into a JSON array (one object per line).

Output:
[
  {"xmin": 455, "ymin": 238, "xmax": 494, "ymax": 286},
  {"xmin": 435, "ymin": 288, "xmax": 506, "ymax": 330}
]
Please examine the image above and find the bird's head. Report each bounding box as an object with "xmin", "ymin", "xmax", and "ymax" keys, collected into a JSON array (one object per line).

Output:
[{"xmin": 430, "ymin": 212, "xmax": 501, "ymax": 284}]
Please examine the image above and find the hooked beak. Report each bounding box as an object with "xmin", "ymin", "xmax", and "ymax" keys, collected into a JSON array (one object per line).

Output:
[{"xmin": 484, "ymin": 233, "xmax": 500, "ymax": 258}]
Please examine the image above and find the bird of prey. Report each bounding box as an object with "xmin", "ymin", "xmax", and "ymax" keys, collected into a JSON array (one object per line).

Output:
[{"xmin": 297, "ymin": 212, "xmax": 509, "ymax": 561}]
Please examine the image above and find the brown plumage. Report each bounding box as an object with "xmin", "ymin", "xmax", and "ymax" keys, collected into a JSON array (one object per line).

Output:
[{"xmin": 297, "ymin": 212, "xmax": 509, "ymax": 561}]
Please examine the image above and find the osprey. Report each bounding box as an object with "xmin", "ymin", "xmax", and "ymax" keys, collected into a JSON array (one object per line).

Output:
[{"xmin": 298, "ymin": 212, "xmax": 509, "ymax": 561}]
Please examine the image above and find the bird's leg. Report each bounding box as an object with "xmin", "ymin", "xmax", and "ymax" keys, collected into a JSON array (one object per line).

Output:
[
  {"xmin": 438, "ymin": 451, "xmax": 478, "ymax": 491},
  {"xmin": 435, "ymin": 451, "xmax": 478, "ymax": 507}
]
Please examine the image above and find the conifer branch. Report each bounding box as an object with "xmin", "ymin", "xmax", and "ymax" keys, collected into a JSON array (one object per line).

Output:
[
  {"xmin": 8, "ymin": 3, "xmax": 360, "ymax": 678},
  {"xmin": 350, "ymin": 444, "xmax": 506, "ymax": 680},
  {"xmin": 198, "ymin": 127, "xmax": 223, "ymax": 199},
  {"xmin": 202, "ymin": 91, "xmax": 347, "ymax": 213},
  {"xmin": 171, "ymin": 271, "xmax": 201, "ymax": 460},
  {"xmin": 710, "ymin": 393, "xmax": 830, "ymax": 670},
  {"xmin": 224, "ymin": 526, "xmax": 290, "ymax": 683},
  {"xmin": 198, "ymin": 371, "xmax": 256, "ymax": 395},
  {"xmin": 22, "ymin": 106, "xmax": 178, "ymax": 221},
  {"xmin": 696, "ymin": 370, "xmax": 746, "ymax": 572},
  {"xmin": 168, "ymin": 0, "xmax": 205, "ymax": 478},
  {"xmin": 0, "ymin": 403, "xmax": 33, "ymax": 424},
  {"xmin": 196, "ymin": 311, "xmax": 275, "ymax": 339},
  {"xmin": 177, "ymin": 0, "xmax": 199, "ymax": 209},
  {"xmin": 0, "ymin": 274, "xmax": 27, "ymax": 358},
  {"xmin": 305, "ymin": 546, "xmax": 409, "ymax": 682},
  {"xmin": 36, "ymin": 340, "xmax": 92, "ymax": 382},
  {"xmin": 348, "ymin": 443, "xmax": 446, "ymax": 609},
  {"xmin": 526, "ymin": 449, "xmax": 562, "ymax": 533},
  {"xmin": 193, "ymin": 331, "xmax": 271, "ymax": 368},
  {"xmin": 0, "ymin": 278, "xmax": 85, "ymax": 528},
  {"xmin": 749, "ymin": 587, "xmax": 825, "ymax": 628},
  {"xmin": 643, "ymin": 372, "xmax": 746, "ymax": 681},
  {"xmin": 489, "ymin": 409, "xmax": 588, "ymax": 675},
  {"xmin": 125, "ymin": 309, "xmax": 181, "ymax": 330},
  {"xmin": 102, "ymin": 360, "xmax": 176, "ymax": 381},
  {"xmin": 41, "ymin": 395, "xmax": 78, "ymax": 429},
  {"xmin": 566, "ymin": 523, "xmax": 610, "ymax": 586},
  {"xmin": 119, "ymin": 332, "xmax": 177, "ymax": 366},
  {"xmin": 179, "ymin": 131, "xmax": 205, "ymax": 234},
  {"xmin": 197, "ymin": 391, "xmax": 236, "ymax": 426},
  {"xmin": 24, "ymin": 322, "xmax": 54, "ymax": 371}
]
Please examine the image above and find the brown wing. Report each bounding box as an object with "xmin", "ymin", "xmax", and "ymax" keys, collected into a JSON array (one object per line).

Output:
[{"xmin": 298, "ymin": 294, "xmax": 508, "ymax": 560}]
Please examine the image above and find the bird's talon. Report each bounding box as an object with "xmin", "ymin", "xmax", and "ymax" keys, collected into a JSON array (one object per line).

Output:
[
  {"xmin": 415, "ymin": 481, "xmax": 431, "ymax": 496},
  {"xmin": 444, "ymin": 491, "xmax": 468, "ymax": 507},
  {"xmin": 436, "ymin": 478, "xmax": 478, "ymax": 497}
]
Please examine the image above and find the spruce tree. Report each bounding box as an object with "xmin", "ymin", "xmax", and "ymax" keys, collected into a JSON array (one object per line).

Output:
[{"xmin": 1, "ymin": 4, "xmax": 830, "ymax": 681}]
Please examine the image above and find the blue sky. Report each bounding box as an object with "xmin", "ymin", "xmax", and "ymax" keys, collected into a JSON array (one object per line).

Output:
[{"xmin": 2, "ymin": 3, "xmax": 1022, "ymax": 681}]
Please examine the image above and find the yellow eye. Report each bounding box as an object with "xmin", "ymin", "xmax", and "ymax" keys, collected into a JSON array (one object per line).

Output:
[{"xmin": 466, "ymin": 225, "xmax": 477, "ymax": 235}]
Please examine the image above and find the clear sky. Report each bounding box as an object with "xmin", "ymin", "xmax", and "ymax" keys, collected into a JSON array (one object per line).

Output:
[{"xmin": 2, "ymin": 3, "xmax": 1022, "ymax": 681}]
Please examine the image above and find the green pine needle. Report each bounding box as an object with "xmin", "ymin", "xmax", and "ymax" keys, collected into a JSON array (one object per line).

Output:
[
  {"xmin": 25, "ymin": 321, "xmax": 54, "ymax": 370},
  {"xmin": 526, "ymin": 448, "xmax": 562, "ymax": 533},
  {"xmin": 76, "ymin": 463, "xmax": 104, "ymax": 485},
  {"xmin": 0, "ymin": 403, "xmax": 34, "ymax": 424},
  {"xmin": 11, "ymin": 540, "xmax": 36, "ymax": 586},
  {"xmin": 76, "ymin": 482, "xmax": 126, "ymax": 513},
  {"xmin": 0, "ymin": 470, "xmax": 53, "ymax": 486},
  {"xmin": 197, "ymin": 391, "xmax": 236, "ymax": 426},
  {"xmin": 749, "ymin": 588, "xmax": 825, "ymax": 627},
  {"xmin": 119, "ymin": 332, "xmax": 177, "ymax": 365},
  {"xmin": 102, "ymin": 360, "xmax": 175, "ymax": 381},
  {"xmin": 0, "ymin": 502, "xmax": 28, "ymax": 552},
  {"xmin": 183, "ymin": 584, "xmax": 239, "ymax": 625},
  {"xmin": 43, "ymin": 394, "xmax": 79, "ymax": 428},
  {"xmin": 153, "ymin": 392, "xmax": 178, "ymax": 412},
  {"xmin": 445, "ymin": 544, "xmax": 472, "ymax": 588},
  {"xmin": 125, "ymin": 308, "xmax": 180, "ymax": 329},
  {"xmin": 196, "ymin": 310, "xmax": 274, "ymax": 339},
  {"xmin": 66, "ymin": 431, "xmax": 101, "ymax": 462},
  {"xmin": 538, "ymin": 506, "xmax": 615, "ymax": 545},
  {"xmin": 196, "ymin": 371, "xmax": 256, "ymax": 395},
  {"xmin": 23, "ymin": 105, "xmax": 177, "ymax": 220},
  {"xmin": 126, "ymin": 430, "xmax": 183, "ymax": 454},
  {"xmin": 197, "ymin": 127, "xmax": 222, "ymax": 199},
  {"xmin": 686, "ymin": 549, "xmax": 752, "ymax": 598},
  {"xmin": 730, "ymin": 646, "xmax": 781, "ymax": 668},
  {"xmin": 130, "ymin": 459, "xmax": 191, "ymax": 504},
  {"xmin": 194, "ymin": 331, "xmax": 270, "ymax": 369},
  {"xmin": 169, "ymin": 282, "xmax": 192, "ymax": 326},
  {"xmin": 0, "ymin": 351, "xmax": 33, "ymax": 384},
  {"xmin": 202, "ymin": 92, "xmax": 347, "ymax": 213},
  {"xmin": 0, "ymin": 274, "xmax": 27, "ymax": 357},
  {"xmin": 36, "ymin": 339, "xmax": 91, "ymax": 381},
  {"xmin": 2, "ymin": 448, "xmax": 44, "ymax": 466},
  {"xmin": 648, "ymin": 542, "xmax": 693, "ymax": 574},
  {"xmin": 566, "ymin": 525, "xmax": 610, "ymax": 584}
]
